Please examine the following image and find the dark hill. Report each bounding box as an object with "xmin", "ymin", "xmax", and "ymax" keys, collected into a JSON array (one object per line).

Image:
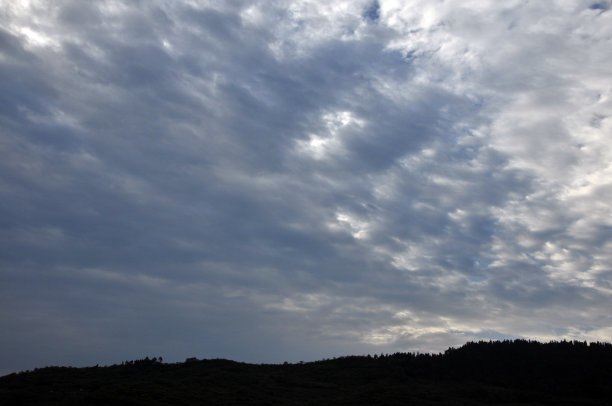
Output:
[{"xmin": 2, "ymin": 340, "xmax": 612, "ymax": 405}]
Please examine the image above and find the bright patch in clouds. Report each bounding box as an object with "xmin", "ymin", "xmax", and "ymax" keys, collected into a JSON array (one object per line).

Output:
[{"xmin": 297, "ymin": 111, "xmax": 364, "ymax": 159}]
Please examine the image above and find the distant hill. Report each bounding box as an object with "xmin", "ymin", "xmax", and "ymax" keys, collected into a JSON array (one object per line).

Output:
[{"xmin": 2, "ymin": 340, "xmax": 611, "ymax": 405}]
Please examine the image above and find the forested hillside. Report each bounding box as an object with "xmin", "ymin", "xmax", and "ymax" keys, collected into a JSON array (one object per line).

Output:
[{"xmin": 2, "ymin": 340, "xmax": 611, "ymax": 405}]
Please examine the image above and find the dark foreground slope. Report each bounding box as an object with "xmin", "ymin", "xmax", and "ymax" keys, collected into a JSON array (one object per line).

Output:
[{"xmin": 2, "ymin": 340, "xmax": 612, "ymax": 405}]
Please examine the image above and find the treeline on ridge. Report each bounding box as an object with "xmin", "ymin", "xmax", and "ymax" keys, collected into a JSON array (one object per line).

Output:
[{"xmin": 2, "ymin": 339, "xmax": 612, "ymax": 405}]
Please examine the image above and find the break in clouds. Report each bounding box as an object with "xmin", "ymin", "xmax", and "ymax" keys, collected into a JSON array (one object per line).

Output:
[{"xmin": 1, "ymin": 0, "xmax": 611, "ymax": 374}]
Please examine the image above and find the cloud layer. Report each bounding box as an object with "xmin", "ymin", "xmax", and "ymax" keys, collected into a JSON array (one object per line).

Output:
[{"xmin": 1, "ymin": 0, "xmax": 611, "ymax": 374}]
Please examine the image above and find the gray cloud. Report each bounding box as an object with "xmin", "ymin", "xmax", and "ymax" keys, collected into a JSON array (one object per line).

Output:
[{"xmin": 1, "ymin": 0, "xmax": 611, "ymax": 375}]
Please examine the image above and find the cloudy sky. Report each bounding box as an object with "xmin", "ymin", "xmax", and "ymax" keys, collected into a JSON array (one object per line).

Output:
[{"xmin": 1, "ymin": 0, "xmax": 611, "ymax": 374}]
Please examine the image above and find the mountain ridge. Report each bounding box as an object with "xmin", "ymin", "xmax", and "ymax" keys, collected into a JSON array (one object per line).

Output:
[{"xmin": 2, "ymin": 339, "xmax": 611, "ymax": 405}]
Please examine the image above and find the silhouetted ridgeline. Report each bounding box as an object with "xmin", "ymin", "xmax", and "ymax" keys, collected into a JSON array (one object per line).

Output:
[{"xmin": 2, "ymin": 340, "xmax": 612, "ymax": 405}]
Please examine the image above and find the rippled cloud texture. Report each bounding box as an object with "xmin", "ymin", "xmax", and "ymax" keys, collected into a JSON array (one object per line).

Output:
[{"xmin": 1, "ymin": 0, "xmax": 611, "ymax": 374}]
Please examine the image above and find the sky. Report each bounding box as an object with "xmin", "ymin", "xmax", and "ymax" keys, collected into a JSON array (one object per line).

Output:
[{"xmin": 1, "ymin": 0, "xmax": 611, "ymax": 375}]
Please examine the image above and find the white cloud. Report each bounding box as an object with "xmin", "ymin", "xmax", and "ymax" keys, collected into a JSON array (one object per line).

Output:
[{"xmin": 1, "ymin": 0, "xmax": 611, "ymax": 373}]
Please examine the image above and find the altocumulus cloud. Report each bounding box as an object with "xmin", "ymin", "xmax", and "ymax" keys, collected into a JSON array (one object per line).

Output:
[{"xmin": 1, "ymin": 0, "xmax": 611, "ymax": 374}]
